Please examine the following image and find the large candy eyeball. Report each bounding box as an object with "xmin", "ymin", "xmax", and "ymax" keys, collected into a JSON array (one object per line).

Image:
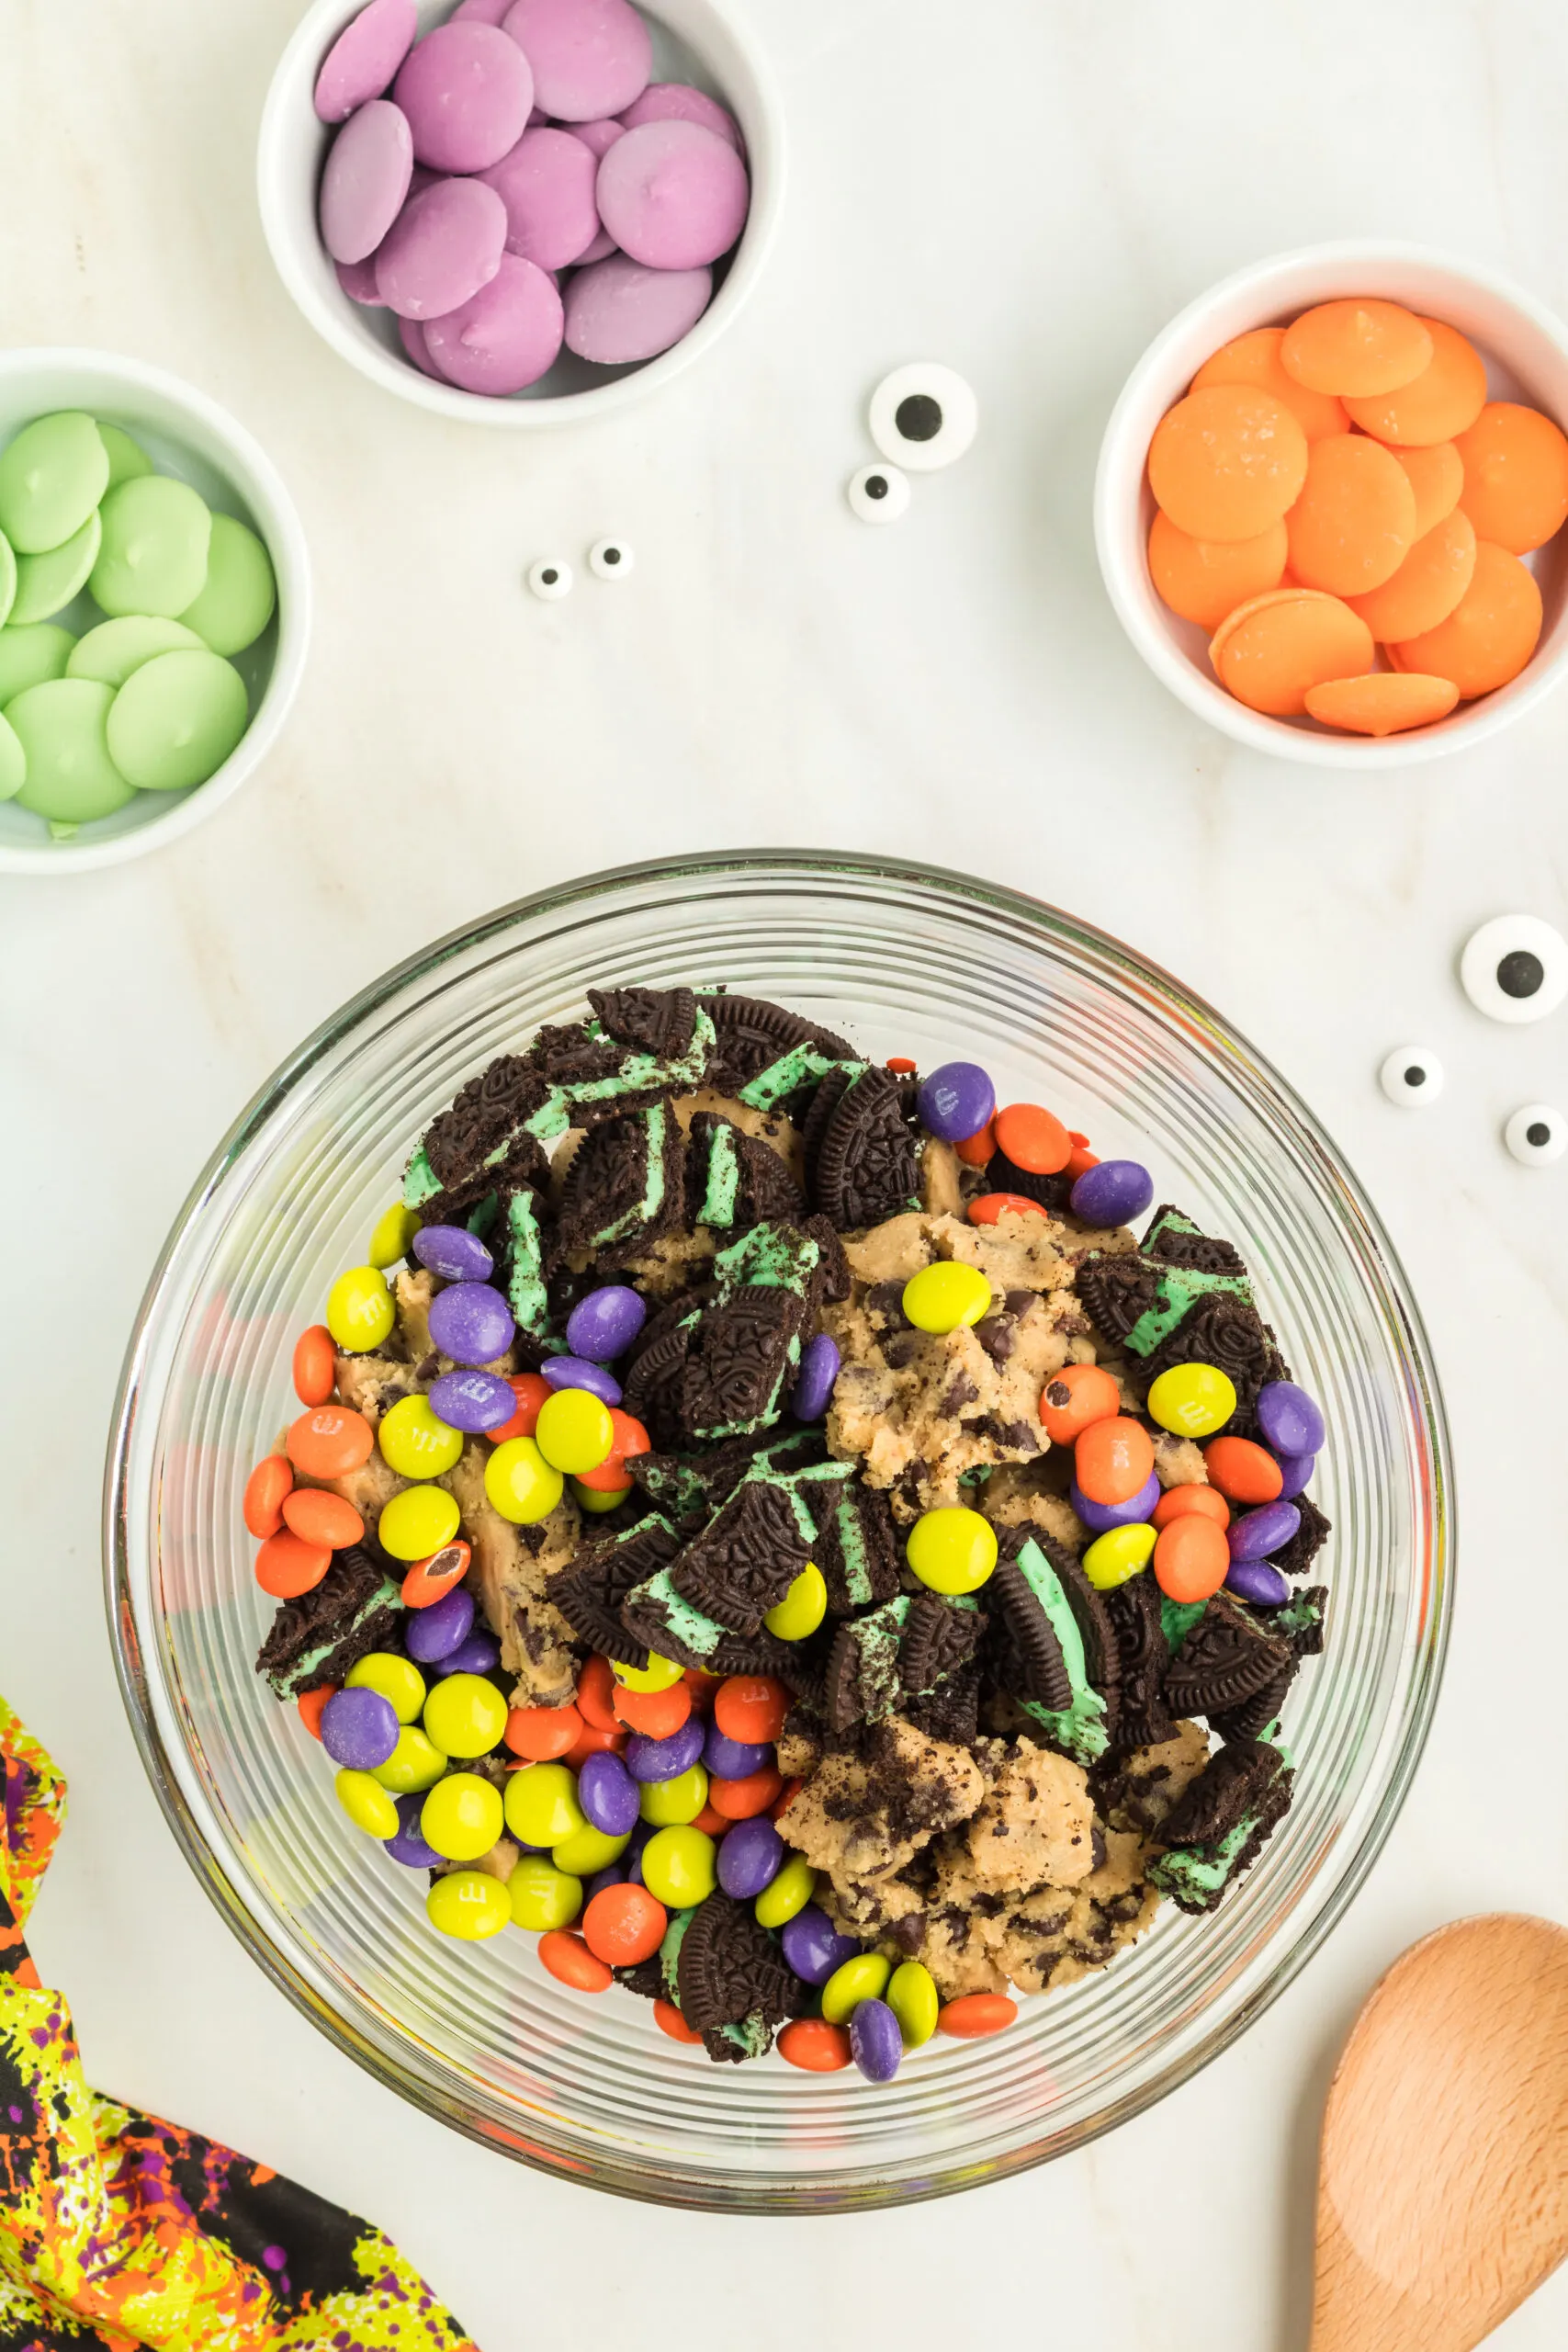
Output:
[
  {"xmin": 1379, "ymin": 1045, "xmax": 1445, "ymax": 1107},
  {"xmin": 848, "ymin": 462, "xmax": 910, "ymax": 524},
  {"xmin": 1503, "ymin": 1103, "xmax": 1565, "ymax": 1165},
  {"xmin": 589, "ymin": 537, "xmax": 635, "ymax": 580},
  {"xmin": 1459, "ymin": 914, "xmax": 1567, "ymax": 1023},
  {"xmin": 528, "ymin": 558, "xmax": 572, "ymax": 601},
  {"xmin": 868, "ymin": 364, "xmax": 978, "ymax": 473}
]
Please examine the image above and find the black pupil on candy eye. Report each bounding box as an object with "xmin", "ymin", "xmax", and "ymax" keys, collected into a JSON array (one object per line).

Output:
[
  {"xmin": 866, "ymin": 475, "xmax": 888, "ymax": 500},
  {"xmin": 1404, "ymin": 1066, "xmax": 1425, "ymax": 1087},
  {"xmin": 604, "ymin": 547, "xmax": 621, "ymax": 565},
  {"xmin": 1529, "ymin": 1121, "xmax": 1551, "ymax": 1148},
  {"xmin": 542, "ymin": 569, "xmax": 558, "ymax": 584},
  {"xmin": 895, "ymin": 393, "xmax": 943, "ymax": 443},
  {"xmin": 1497, "ymin": 950, "xmax": 1544, "ymax": 998}
]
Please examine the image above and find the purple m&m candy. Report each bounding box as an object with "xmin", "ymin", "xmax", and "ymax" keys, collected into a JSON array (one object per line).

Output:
[
  {"xmin": 595, "ymin": 120, "xmax": 749, "ymax": 271},
  {"xmin": 1274, "ymin": 1451, "xmax": 1316, "ymax": 1500},
  {"xmin": 562, "ymin": 254, "xmax": 712, "ymax": 364},
  {"xmin": 620, "ymin": 82, "xmax": 743, "ymax": 155},
  {"xmin": 623, "ymin": 1819, "xmax": 655, "ymax": 1885},
  {"xmin": 393, "ymin": 21, "xmax": 534, "ymax": 173},
  {"xmin": 781, "ymin": 1905, "xmax": 861, "ymax": 1987},
  {"xmin": 427, "ymin": 1279, "xmax": 515, "ymax": 1365},
  {"xmin": 917, "ymin": 1061, "xmax": 996, "ymax": 1145},
  {"xmin": 434, "ymin": 1629, "xmax": 502, "ymax": 1676},
  {"xmin": 1227, "ymin": 1499, "xmax": 1301, "ymax": 1563},
  {"xmin": 321, "ymin": 1685, "xmax": 400, "ymax": 1770},
  {"xmin": 1070, "ymin": 1159, "xmax": 1155, "ymax": 1227},
  {"xmin": 429, "ymin": 1368, "xmax": 515, "ymax": 1433},
  {"xmin": 578, "ymin": 1749, "xmax": 641, "ymax": 1838},
  {"xmin": 1225, "ymin": 1557, "xmax": 1291, "ymax": 1606},
  {"xmin": 315, "ymin": 0, "xmax": 418, "ymax": 123},
  {"xmin": 375, "ymin": 176, "xmax": 508, "ymax": 322},
  {"xmin": 384, "ymin": 1792, "xmax": 444, "ymax": 1868},
  {"xmin": 320, "ymin": 99, "xmax": 414, "ymax": 266},
  {"xmin": 1071, "ymin": 1470, "xmax": 1160, "ymax": 1533},
  {"xmin": 625, "ymin": 1717, "xmax": 705, "ymax": 1783},
  {"xmin": 412, "ymin": 1224, "xmax": 494, "ymax": 1282},
  {"xmin": 716, "ymin": 1815, "xmax": 784, "ymax": 1900},
  {"xmin": 542, "ymin": 1354, "xmax": 623, "ymax": 1406},
  {"xmin": 502, "ymin": 0, "xmax": 652, "ymax": 122},
  {"xmin": 704, "ymin": 1724, "xmax": 770, "ymax": 1780},
  {"xmin": 585, "ymin": 1863, "xmax": 628, "ymax": 1899},
  {"xmin": 791, "ymin": 1331, "xmax": 840, "ymax": 1423},
  {"xmin": 404, "ymin": 1585, "xmax": 477, "ymax": 1665},
  {"xmin": 565, "ymin": 1284, "xmax": 648, "ymax": 1363},
  {"xmin": 480, "ymin": 127, "xmax": 600, "ymax": 270},
  {"xmin": 851, "ymin": 1997, "xmax": 903, "ymax": 2084},
  {"xmin": 423, "ymin": 254, "xmax": 565, "ymax": 396},
  {"xmin": 1255, "ymin": 1380, "xmax": 1326, "ymax": 1459}
]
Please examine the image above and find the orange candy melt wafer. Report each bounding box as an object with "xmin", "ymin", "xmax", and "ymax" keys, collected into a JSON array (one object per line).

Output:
[
  {"xmin": 1343, "ymin": 319, "xmax": 1487, "ymax": 447},
  {"xmin": 1286, "ymin": 435, "xmax": 1417, "ymax": 596},
  {"xmin": 1389, "ymin": 441, "xmax": 1464, "ymax": 537},
  {"xmin": 1346, "ymin": 508, "xmax": 1476, "ymax": 642},
  {"xmin": 1454, "ymin": 402, "xmax": 1568, "ymax": 553},
  {"xmin": 1147, "ymin": 386, "xmax": 1308, "ymax": 541},
  {"xmin": 1303, "ymin": 673, "xmax": 1460, "ymax": 735},
  {"xmin": 1190, "ymin": 325, "xmax": 1348, "ymax": 442},
  {"xmin": 1211, "ymin": 590, "xmax": 1375, "ymax": 716},
  {"xmin": 1147, "ymin": 510, "xmax": 1288, "ymax": 629},
  {"xmin": 1281, "ymin": 300, "xmax": 1433, "ymax": 398},
  {"xmin": 1387, "ymin": 539, "xmax": 1542, "ymax": 697}
]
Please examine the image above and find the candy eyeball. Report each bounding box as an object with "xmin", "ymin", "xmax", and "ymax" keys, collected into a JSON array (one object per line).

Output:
[
  {"xmin": 528, "ymin": 558, "xmax": 572, "ymax": 602},
  {"xmin": 589, "ymin": 537, "xmax": 635, "ymax": 580},
  {"xmin": 868, "ymin": 364, "xmax": 978, "ymax": 473},
  {"xmin": 848, "ymin": 462, "xmax": 910, "ymax": 525},
  {"xmin": 1503, "ymin": 1103, "xmax": 1565, "ymax": 1166},
  {"xmin": 1459, "ymin": 914, "xmax": 1567, "ymax": 1023},
  {"xmin": 1379, "ymin": 1046, "xmax": 1445, "ymax": 1107}
]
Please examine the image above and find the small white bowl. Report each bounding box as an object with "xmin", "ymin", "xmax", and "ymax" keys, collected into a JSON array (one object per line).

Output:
[
  {"xmin": 0, "ymin": 349, "xmax": 310, "ymax": 874},
  {"xmin": 1095, "ymin": 241, "xmax": 1568, "ymax": 767},
  {"xmin": 258, "ymin": 0, "xmax": 785, "ymax": 427}
]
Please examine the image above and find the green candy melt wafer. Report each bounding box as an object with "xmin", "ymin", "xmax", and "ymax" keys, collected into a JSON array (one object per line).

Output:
[
  {"xmin": 0, "ymin": 412, "xmax": 108, "ymax": 555},
  {"xmin": 0, "ymin": 531, "xmax": 15, "ymax": 629},
  {"xmin": 178, "ymin": 513, "xmax": 276, "ymax": 655},
  {"xmin": 0, "ymin": 709, "xmax": 25, "ymax": 801},
  {"xmin": 9, "ymin": 511, "xmax": 101, "ymax": 625},
  {"xmin": 106, "ymin": 648, "xmax": 248, "ymax": 791},
  {"xmin": 90, "ymin": 475, "xmax": 211, "ymax": 618},
  {"xmin": 0, "ymin": 623, "xmax": 75, "ymax": 706},
  {"xmin": 8, "ymin": 678, "xmax": 135, "ymax": 823},
  {"xmin": 96, "ymin": 422, "xmax": 153, "ymax": 492},
  {"xmin": 68, "ymin": 616, "xmax": 205, "ymax": 690}
]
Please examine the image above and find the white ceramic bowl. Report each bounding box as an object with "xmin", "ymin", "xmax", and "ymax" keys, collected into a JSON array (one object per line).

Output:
[
  {"xmin": 0, "ymin": 349, "xmax": 310, "ymax": 875},
  {"xmin": 258, "ymin": 0, "xmax": 785, "ymax": 426},
  {"xmin": 1095, "ymin": 241, "xmax": 1568, "ymax": 768}
]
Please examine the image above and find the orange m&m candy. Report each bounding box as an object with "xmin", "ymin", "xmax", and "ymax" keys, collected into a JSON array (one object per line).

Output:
[
  {"xmin": 691, "ymin": 1802, "xmax": 729, "ymax": 1837},
  {"xmin": 954, "ymin": 1116, "xmax": 996, "ymax": 1167},
  {"xmin": 581, "ymin": 1883, "xmax": 667, "ymax": 1967},
  {"xmin": 1147, "ymin": 510, "xmax": 1289, "ymax": 631},
  {"xmin": 713, "ymin": 1675, "xmax": 789, "ymax": 1745},
  {"xmin": 254, "ymin": 1527, "xmax": 332, "ymax": 1600},
  {"xmin": 968, "ymin": 1193, "xmax": 1046, "ymax": 1227},
  {"xmin": 504, "ymin": 1703, "xmax": 583, "ymax": 1761},
  {"xmin": 1454, "ymin": 402, "xmax": 1568, "ymax": 552},
  {"xmin": 938, "ymin": 1993, "xmax": 1018, "ymax": 2039},
  {"xmin": 1304, "ymin": 673, "xmax": 1460, "ymax": 737},
  {"xmin": 1344, "ymin": 319, "xmax": 1487, "ymax": 447},
  {"xmin": 285, "ymin": 1404, "xmax": 374, "ymax": 1482},
  {"xmin": 1074, "ymin": 1415, "xmax": 1155, "ymax": 1508},
  {"xmin": 1210, "ymin": 590, "xmax": 1374, "ymax": 717},
  {"xmin": 1151, "ymin": 1482, "xmax": 1229, "ymax": 1531},
  {"xmin": 1388, "ymin": 541, "xmax": 1542, "ymax": 698},
  {"xmin": 400, "ymin": 1540, "xmax": 470, "ymax": 1609},
  {"xmin": 243, "ymin": 1454, "xmax": 293, "ymax": 1540},
  {"xmin": 297, "ymin": 1684, "xmax": 337, "ymax": 1741},
  {"xmin": 537, "ymin": 1931, "xmax": 613, "ymax": 1992},
  {"xmin": 1390, "ymin": 441, "xmax": 1464, "ymax": 536},
  {"xmin": 708, "ymin": 1767, "xmax": 784, "ymax": 1821},
  {"xmin": 993, "ymin": 1102, "xmax": 1071, "ymax": 1174},
  {"xmin": 654, "ymin": 1997, "xmax": 703, "ymax": 2044},
  {"xmin": 281, "ymin": 1487, "xmax": 364, "ymax": 1550},
  {"xmin": 487, "ymin": 1372, "xmax": 552, "ymax": 1445},
  {"xmin": 1191, "ymin": 325, "xmax": 1348, "ymax": 442},
  {"xmin": 1286, "ymin": 435, "xmax": 1417, "ymax": 596},
  {"xmin": 612, "ymin": 1679, "xmax": 692, "ymax": 1738},
  {"xmin": 778, "ymin": 2018, "xmax": 853, "ymax": 2072},
  {"xmin": 1148, "ymin": 387, "xmax": 1308, "ymax": 542},
  {"xmin": 1203, "ymin": 1435, "xmax": 1283, "ymax": 1505},
  {"xmin": 1039, "ymin": 1362, "xmax": 1121, "ymax": 1446},
  {"xmin": 291, "ymin": 1324, "xmax": 337, "ymax": 1408},
  {"xmin": 575, "ymin": 1656, "xmax": 621, "ymax": 1731},
  {"xmin": 1281, "ymin": 301, "xmax": 1432, "ymax": 399},
  {"xmin": 1153, "ymin": 1514, "xmax": 1230, "ymax": 1604},
  {"xmin": 563, "ymin": 1725, "xmax": 627, "ymax": 1771}
]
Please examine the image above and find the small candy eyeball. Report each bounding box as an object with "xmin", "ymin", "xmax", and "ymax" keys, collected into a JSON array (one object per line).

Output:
[
  {"xmin": 1459, "ymin": 914, "xmax": 1567, "ymax": 1023},
  {"xmin": 1379, "ymin": 1046, "xmax": 1445, "ymax": 1107},
  {"xmin": 528, "ymin": 558, "xmax": 572, "ymax": 601},
  {"xmin": 1503, "ymin": 1102, "xmax": 1565, "ymax": 1166},
  {"xmin": 848, "ymin": 461, "xmax": 910, "ymax": 524},
  {"xmin": 589, "ymin": 537, "xmax": 634, "ymax": 579},
  {"xmin": 868, "ymin": 363, "xmax": 978, "ymax": 472}
]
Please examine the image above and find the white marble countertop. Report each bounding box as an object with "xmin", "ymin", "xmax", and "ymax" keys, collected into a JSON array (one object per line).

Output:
[{"xmin": 3, "ymin": 0, "xmax": 1567, "ymax": 2342}]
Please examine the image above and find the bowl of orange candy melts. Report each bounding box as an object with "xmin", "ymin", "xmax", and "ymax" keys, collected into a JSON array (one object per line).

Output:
[{"xmin": 1095, "ymin": 242, "xmax": 1568, "ymax": 765}]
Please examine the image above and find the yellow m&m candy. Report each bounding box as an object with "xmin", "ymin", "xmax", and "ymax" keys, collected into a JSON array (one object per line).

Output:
[
  {"xmin": 902, "ymin": 1261, "xmax": 992, "ymax": 1334},
  {"xmin": 504, "ymin": 1761, "xmax": 585, "ymax": 1849},
  {"xmin": 325, "ymin": 1265, "xmax": 395, "ymax": 1352},
  {"xmin": 420, "ymin": 1771, "xmax": 503, "ymax": 1862},
  {"xmin": 1082, "ymin": 1522, "xmax": 1157, "ymax": 1591},
  {"xmin": 535, "ymin": 1389, "xmax": 615, "ymax": 1476},
  {"xmin": 764, "ymin": 1562, "xmax": 828, "ymax": 1642},
  {"xmin": 378, "ymin": 1483, "xmax": 461, "ymax": 1562},
  {"xmin": 507, "ymin": 1855, "xmax": 582, "ymax": 1931},
  {"xmin": 378, "ymin": 1393, "xmax": 464, "ymax": 1479},
  {"xmin": 484, "ymin": 1437, "xmax": 564, "ymax": 1525},
  {"xmin": 1146, "ymin": 1362, "xmax": 1237, "ymax": 1439},
  {"xmin": 427, "ymin": 1871, "xmax": 511, "ymax": 1940},
  {"xmin": 906, "ymin": 1506, "xmax": 997, "ymax": 1595}
]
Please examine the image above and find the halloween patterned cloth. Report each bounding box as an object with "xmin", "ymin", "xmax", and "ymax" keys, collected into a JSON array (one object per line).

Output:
[{"xmin": 0, "ymin": 1697, "xmax": 476, "ymax": 2352}]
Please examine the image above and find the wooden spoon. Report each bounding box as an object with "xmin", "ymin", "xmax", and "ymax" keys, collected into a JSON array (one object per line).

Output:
[{"xmin": 1312, "ymin": 1914, "xmax": 1568, "ymax": 2351}]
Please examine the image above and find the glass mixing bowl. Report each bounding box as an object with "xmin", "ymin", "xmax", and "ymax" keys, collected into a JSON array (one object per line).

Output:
[{"xmin": 107, "ymin": 853, "xmax": 1452, "ymax": 2211}]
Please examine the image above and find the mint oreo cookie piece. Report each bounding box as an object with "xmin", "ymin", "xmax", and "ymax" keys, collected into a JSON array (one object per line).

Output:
[
  {"xmin": 677, "ymin": 1893, "xmax": 806, "ymax": 2032},
  {"xmin": 588, "ymin": 983, "xmax": 699, "ymax": 1060},
  {"xmin": 1162, "ymin": 1593, "xmax": 1292, "ymax": 1721},
  {"xmin": 672, "ymin": 1476, "xmax": 813, "ymax": 1633},
  {"xmin": 1271, "ymin": 1495, "xmax": 1331, "ymax": 1578},
  {"xmin": 255, "ymin": 1544, "xmax": 403, "ymax": 1699},
  {"xmin": 812, "ymin": 1066, "xmax": 919, "ymax": 1231},
  {"xmin": 698, "ymin": 993, "xmax": 855, "ymax": 1102},
  {"xmin": 985, "ymin": 1557, "xmax": 1074, "ymax": 1714},
  {"xmin": 556, "ymin": 1099, "xmax": 686, "ymax": 1263},
  {"xmin": 550, "ymin": 1515, "xmax": 681, "ymax": 1668},
  {"xmin": 1101, "ymin": 1572, "xmax": 1175, "ymax": 1750}
]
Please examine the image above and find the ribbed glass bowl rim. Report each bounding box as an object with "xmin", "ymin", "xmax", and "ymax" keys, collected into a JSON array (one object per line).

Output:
[{"xmin": 104, "ymin": 848, "xmax": 1453, "ymax": 2209}]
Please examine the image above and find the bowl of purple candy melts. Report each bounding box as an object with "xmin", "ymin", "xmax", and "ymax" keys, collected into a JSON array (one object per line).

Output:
[{"xmin": 259, "ymin": 0, "xmax": 784, "ymax": 423}]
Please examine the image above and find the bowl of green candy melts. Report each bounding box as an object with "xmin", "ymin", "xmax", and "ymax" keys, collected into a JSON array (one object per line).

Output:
[{"xmin": 0, "ymin": 349, "xmax": 310, "ymax": 871}]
